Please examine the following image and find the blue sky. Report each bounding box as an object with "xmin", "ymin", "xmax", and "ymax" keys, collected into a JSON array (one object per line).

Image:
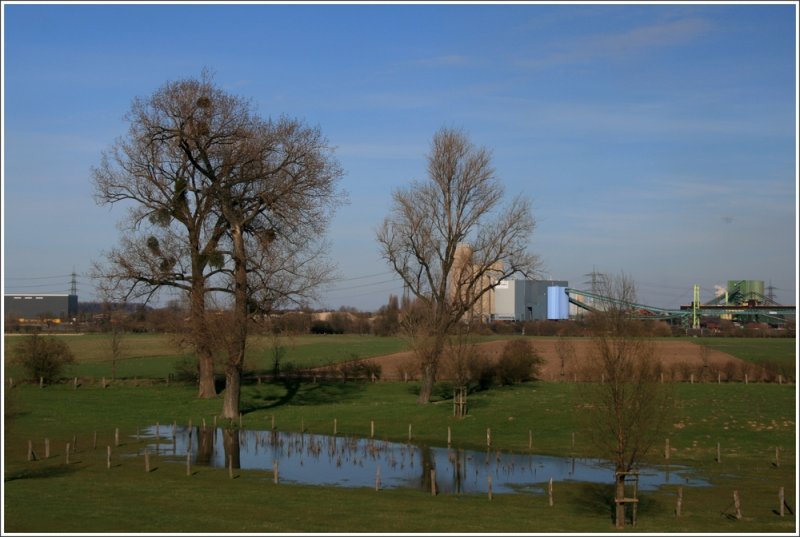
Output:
[{"xmin": 2, "ymin": 2, "xmax": 797, "ymax": 312}]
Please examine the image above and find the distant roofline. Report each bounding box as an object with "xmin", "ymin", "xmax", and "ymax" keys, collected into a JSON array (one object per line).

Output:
[{"xmin": 4, "ymin": 294, "xmax": 76, "ymax": 297}]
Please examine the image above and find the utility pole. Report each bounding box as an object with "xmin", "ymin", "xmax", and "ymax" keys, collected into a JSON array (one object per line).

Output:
[
  {"xmin": 70, "ymin": 269, "xmax": 78, "ymax": 296},
  {"xmin": 766, "ymin": 279, "xmax": 776, "ymax": 304}
]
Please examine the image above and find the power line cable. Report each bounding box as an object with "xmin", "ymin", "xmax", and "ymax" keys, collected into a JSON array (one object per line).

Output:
[
  {"xmin": 327, "ymin": 278, "xmax": 399, "ymax": 292},
  {"xmin": 4, "ymin": 274, "xmax": 79, "ymax": 281},
  {"xmin": 332, "ymin": 270, "xmax": 395, "ymax": 282}
]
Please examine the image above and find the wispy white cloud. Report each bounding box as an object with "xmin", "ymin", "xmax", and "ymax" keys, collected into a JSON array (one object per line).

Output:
[
  {"xmin": 471, "ymin": 96, "xmax": 787, "ymax": 141},
  {"xmin": 519, "ymin": 17, "xmax": 712, "ymax": 68}
]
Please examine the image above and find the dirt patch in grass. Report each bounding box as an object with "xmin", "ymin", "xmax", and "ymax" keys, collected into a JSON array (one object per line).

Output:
[{"xmin": 356, "ymin": 339, "xmax": 744, "ymax": 382}]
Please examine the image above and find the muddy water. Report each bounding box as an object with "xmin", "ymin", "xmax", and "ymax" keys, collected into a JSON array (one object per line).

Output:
[{"xmin": 142, "ymin": 425, "xmax": 709, "ymax": 494}]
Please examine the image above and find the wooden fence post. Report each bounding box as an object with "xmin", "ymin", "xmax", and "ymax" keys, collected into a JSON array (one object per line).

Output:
[
  {"xmin": 716, "ymin": 442, "xmax": 721, "ymax": 463},
  {"xmin": 548, "ymin": 478, "xmax": 554, "ymax": 506},
  {"xmin": 779, "ymin": 487, "xmax": 785, "ymax": 517},
  {"xmin": 186, "ymin": 452, "xmax": 192, "ymax": 476},
  {"xmin": 370, "ymin": 420, "xmax": 374, "ymax": 438},
  {"xmin": 676, "ymin": 486, "xmax": 683, "ymax": 517},
  {"xmin": 487, "ymin": 474, "xmax": 493, "ymax": 501},
  {"xmin": 65, "ymin": 442, "xmax": 70, "ymax": 464},
  {"xmin": 408, "ymin": 424, "xmax": 412, "ymax": 442},
  {"xmin": 486, "ymin": 428, "xmax": 491, "ymax": 448},
  {"xmin": 144, "ymin": 450, "xmax": 150, "ymax": 473},
  {"xmin": 665, "ymin": 438, "xmax": 670, "ymax": 460},
  {"xmin": 273, "ymin": 460, "xmax": 279, "ymax": 484},
  {"xmin": 333, "ymin": 418, "xmax": 337, "ymax": 436},
  {"xmin": 775, "ymin": 446, "xmax": 780, "ymax": 468},
  {"xmin": 27, "ymin": 440, "xmax": 36, "ymax": 461},
  {"xmin": 107, "ymin": 446, "xmax": 111, "ymax": 469},
  {"xmin": 447, "ymin": 426, "xmax": 451, "ymax": 448},
  {"xmin": 431, "ymin": 469, "xmax": 436, "ymax": 496},
  {"xmin": 375, "ymin": 466, "xmax": 381, "ymax": 491},
  {"xmin": 733, "ymin": 490, "xmax": 742, "ymax": 519},
  {"xmin": 114, "ymin": 428, "xmax": 120, "ymax": 447}
]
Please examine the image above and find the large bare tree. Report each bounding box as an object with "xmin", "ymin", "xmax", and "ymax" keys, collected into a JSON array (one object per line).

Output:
[
  {"xmin": 377, "ymin": 127, "xmax": 537, "ymax": 403},
  {"xmin": 576, "ymin": 272, "xmax": 674, "ymax": 528},
  {"xmin": 93, "ymin": 71, "xmax": 344, "ymax": 416}
]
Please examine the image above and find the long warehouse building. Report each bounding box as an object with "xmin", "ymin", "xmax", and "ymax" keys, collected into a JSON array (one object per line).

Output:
[{"xmin": 4, "ymin": 294, "xmax": 78, "ymax": 321}]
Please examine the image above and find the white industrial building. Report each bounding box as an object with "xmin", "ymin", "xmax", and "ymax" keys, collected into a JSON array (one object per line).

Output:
[{"xmin": 492, "ymin": 279, "xmax": 569, "ymax": 321}]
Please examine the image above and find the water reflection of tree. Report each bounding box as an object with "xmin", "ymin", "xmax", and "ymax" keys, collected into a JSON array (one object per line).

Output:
[
  {"xmin": 447, "ymin": 449, "xmax": 467, "ymax": 494},
  {"xmin": 419, "ymin": 445, "xmax": 436, "ymax": 493},
  {"xmin": 224, "ymin": 428, "xmax": 241, "ymax": 469},
  {"xmin": 196, "ymin": 427, "xmax": 215, "ymax": 466}
]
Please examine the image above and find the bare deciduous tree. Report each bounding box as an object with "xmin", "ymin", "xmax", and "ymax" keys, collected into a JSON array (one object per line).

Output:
[
  {"xmin": 377, "ymin": 127, "xmax": 537, "ymax": 403},
  {"xmin": 576, "ymin": 272, "xmax": 674, "ymax": 528},
  {"xmin": 93, "ymin": 71, "xmax": 345, "ymax": 417}
]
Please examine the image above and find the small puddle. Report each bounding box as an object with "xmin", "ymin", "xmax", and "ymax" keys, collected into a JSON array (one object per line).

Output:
[{"xmin": 141, "ymin": 425, "xmax": 709, "ymax": 494}]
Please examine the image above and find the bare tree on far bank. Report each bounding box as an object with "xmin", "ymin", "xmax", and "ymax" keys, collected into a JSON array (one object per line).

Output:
[
  {"xmin": 377, "ymin": 127, "xmax": 537, "ymax": 403},
  {"xmin": 575, "ymin": 272, "xmax": 674, "ymax": 529},
  {"xmin": 92, "ymin": 70, "xmax": 345, "ymax": 417}
]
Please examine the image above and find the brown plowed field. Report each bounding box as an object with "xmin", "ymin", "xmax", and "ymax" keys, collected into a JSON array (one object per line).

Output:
[{"xmin": 357, "ymin": 338, "xmax": 744, "ymax": 382}]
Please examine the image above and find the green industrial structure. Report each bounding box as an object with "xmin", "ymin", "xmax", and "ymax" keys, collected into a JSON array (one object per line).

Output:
[{"xmin": 564, "ymin": 278, "xmax": 795, "ymax": 328}]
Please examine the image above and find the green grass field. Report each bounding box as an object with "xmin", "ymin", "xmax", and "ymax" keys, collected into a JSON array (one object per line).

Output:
[
  {"xmin": 4, "ymin": 333, "xmax": 796, "ymax": 381},
  {"xmin": 3, "ymin": 333, "xmax": 411, "ymax": 381},
  {"xmin": 3, "ymin": 334, "xmax": 796, "ymax": 533},
  {"xmin": 694, "ymin": 337, "xmax": 796, "ymax": 370}
]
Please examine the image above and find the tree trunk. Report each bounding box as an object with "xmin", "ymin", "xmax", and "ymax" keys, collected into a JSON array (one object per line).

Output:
[
  {"xmin": 196, "ymin": 350, "xmax": 217, "ymax": 399},
  {"xmin": 416, "ymin": 336, "xmax": 444, "ymax": 404},
  {"xmin": 191, "ymin": 277, "xmax": 216, "ymax": 399},
  {"xmin": 222, "ymin": 365, "xmax": 242, "ymax": 420},
  {"xmin": 615, "ymin": 472, "xmax": 626, "ymax": 529},
  {"xmin": 221, "ymin": 222, "xmax": 249, "ymax": 420},
  {"xmin": 417, "ymin": 363, "xmax": 435, "ymax": 404}
]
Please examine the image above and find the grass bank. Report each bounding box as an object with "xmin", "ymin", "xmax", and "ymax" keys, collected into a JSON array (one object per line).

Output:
[{"xmin": 3, "ymin": 378, "xmax": 795, "ymax": 533}]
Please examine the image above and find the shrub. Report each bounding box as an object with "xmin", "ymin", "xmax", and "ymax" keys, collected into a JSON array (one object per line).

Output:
[
  {"xmin": 337, "ymin": 359, "xmax": 382, "ymax": 381},
  {"xmin": 496, "ymin": 339, "xmax": 544, "ymax": 385},
  {"xmin": 467, "ymin": 353, "xmax": 495, "ymax": 391},
  {"xmin": 13, "ymin": 334, "xmax": 76, "ymax": 384},
  {"xmin": 173, "ymin": 356, "xmax": 198, "ymax": 383}
]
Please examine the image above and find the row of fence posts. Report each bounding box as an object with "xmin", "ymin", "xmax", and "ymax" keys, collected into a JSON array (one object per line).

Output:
[
  {"xmin": 22, "ymin": 420, "xmax": 794, "ymax": 517},
  {"xmin": 24, "ymin": 419, "xmax": 786, "ymax": 470},
  {"xmin": 7, "ymin": 370, "xmax": 793, "ymax": 391}
]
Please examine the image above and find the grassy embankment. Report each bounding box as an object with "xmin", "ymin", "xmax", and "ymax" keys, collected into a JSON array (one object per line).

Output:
[{"xmin": 2, "ymin": 335, "xmax": 797, "ymax": 533}]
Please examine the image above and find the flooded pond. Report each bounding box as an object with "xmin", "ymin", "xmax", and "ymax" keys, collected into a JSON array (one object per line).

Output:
[{"xmin": 141, "ymin": 425, "xmax": 709, "ymax": 495}]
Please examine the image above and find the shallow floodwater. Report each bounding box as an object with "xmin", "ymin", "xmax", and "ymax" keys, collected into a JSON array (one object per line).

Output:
[{"xmin": 141, "ymin": 425, "xmax": 709, "ymax": 495}]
